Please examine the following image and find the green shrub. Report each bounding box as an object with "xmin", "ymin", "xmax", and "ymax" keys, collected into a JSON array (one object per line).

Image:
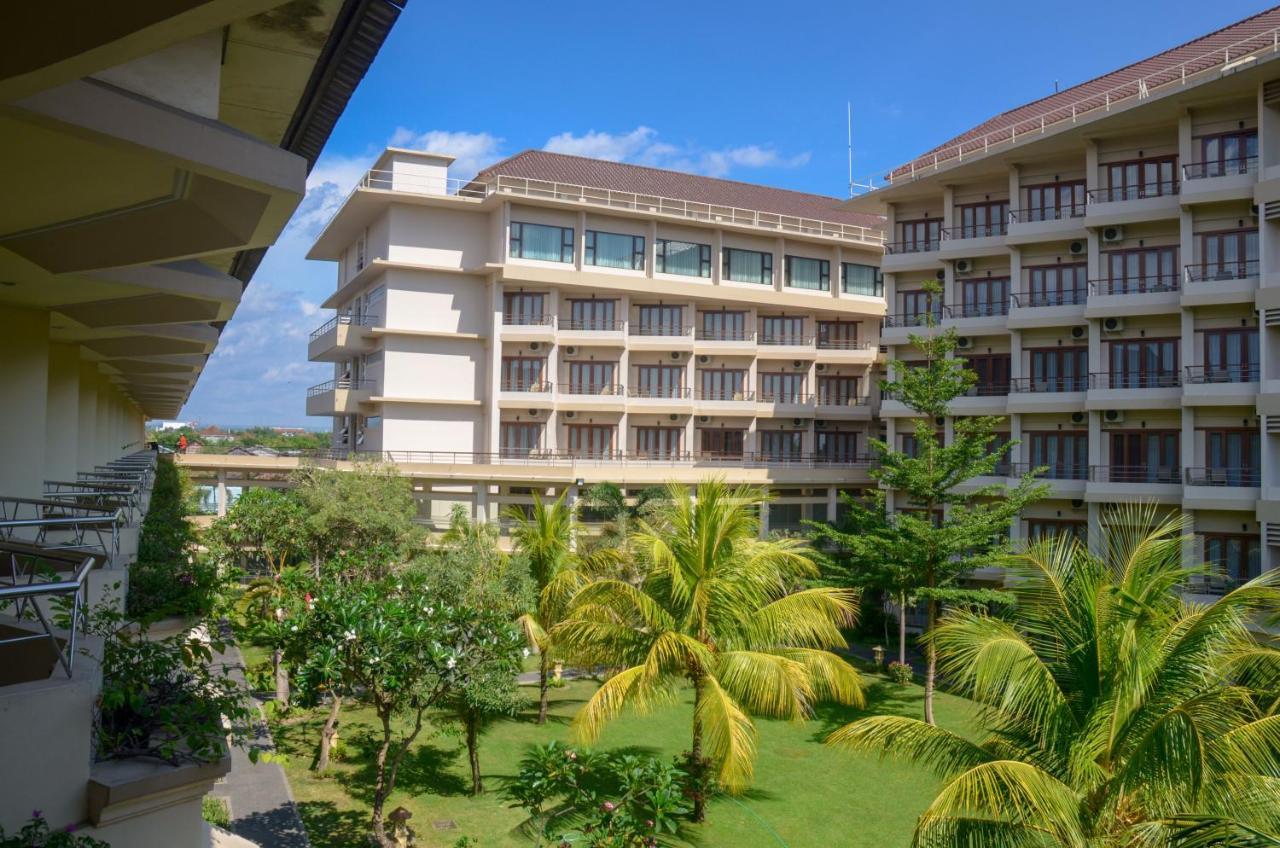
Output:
[
  {"xmin": 0, "ymin": 813, "xmax": 109, "ymax": 847},
  {"xmin": 887, "ymin": 661, "xmax": 913, "ymax": 685},
  {"xmin": 201, "ymin": 796, "xmax": 231, "ymax": 829}
]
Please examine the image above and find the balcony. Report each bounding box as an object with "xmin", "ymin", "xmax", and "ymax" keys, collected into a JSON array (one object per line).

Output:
[
  {"xmin": 1009, "ymin": 462, "xmax": 1089, "ymax": 481},
  {"xmin": 1008, "ymin": 288, "xmax": 1088, "ymax": 329},
  {"xmin": 305, "ymin": 378, "xmax": 374, "ymax": 416},
  {"xmin": 694, "ymin": 388, "xmax": 756, "ymax": 413},
  {"xmin": 756, "ymin": 332, "xmax": 815, "ymax": 358},
  {"xmin": 1085, "ymin": 181, "xmax": 1181, "ymax": 226},
  {"xmin": 501, "ymin": 313, "xmax": 556, "ymax": 343},
  {"xmin": 559, "ymin": 382, "xmax": 626, "ymax": 411},
  {"xmin": 308, "ymin": 312, "xmax": 376, "ymax": 362},
  {"xmin": 1181, "ymin": 157, "xmax": 1258, "ymax": 204},
  {"xmin": 814, "ymin": 393, "xmax": 873, "ymax": 419},
  {"xmin": 952, "ymin": 381, "xmax": 1011, "ymax": 415},
  {"xmin": 694, "ymin": 327, "xmax": 756, "ymax": 354},
  {"xmin": 1183, "ymin": 466, "xmax": 1260, "ymax": 511},
  {"xmin": 815, "ymin": 337, "xmax": 877, "ymax": 365},
  {"xmin": 1085, "ymin": 275, "xmax": 1181, "ymax": 317},
  {"xmin": 1006, "ymin": 206, "xmax": 1088, "ymax": 244},
  {"xmin": 937, "ymin": 222, "xmax": 1008, "ymax": 259},
  {"xmin": 1183, "ymin": 364, "xmax": 1259, "ymax": 406},
  {"xmin": 1007, "ymin": 375, "xmax": 1088, "ymax": 413},
  {"xmin": 882, "ymin": 237, "xmax": 941, "ymax": 273},
  {"xmin": 757, "ymin": 390, "xmax": 815, "ymax": 415},
  {"xmin": 1088, "ymin": 464, "xmax": 1182, "ymax": 503},
  {"xmin": 559, "ymin": 318, "xmax": 626, "ymax": 346},
  {"xmin": 1182, "ymin": 259, "xmax": 1259, "ymax": 306},
  {"xmin": 627, "ymin": 385, "xmax": 693, "ymax": 413},
  {"xmin": 1086, "ymin": 372, "xmax": 1181, "ymax": 411},
  {"xmin": 881, "ymin": 310, "xmax": 943, "ymax": 344},
  {"xmin": 628, "ymin": 324, "xmax": 694, "ymax": 350},
  {"xmin": 497, "ymin": 379, "xmax": 554, "ymax": 409}
]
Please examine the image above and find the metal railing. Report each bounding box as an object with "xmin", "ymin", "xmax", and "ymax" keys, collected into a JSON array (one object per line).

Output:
[
  {"xmin": 1185, "ymin": 466, "xmax": 1260, "ymax": 486},
  {"xmin": 307, "ymin": 378, "xmax": 375, "ymax": 397},
  {"xmin": 1090, "ymin": 465, "xmax": 1181, "ymax": 484},
  {"xmin": 695, "ymin": 328, "xmax": 756, "ymax": 342},
  {"xmin": 500, "ymin": 380, "xmax": 553, "ymax": 393},
  {"xmin": 883, "ymin": 239, "xmax": 940, "ymax": 255},
  {"xmin": 1086, "ymin": 181, "xmax": 1180, "ymax": 203},
  {"xmin": 960, "ymin": 383, "xmax": 1012, "ymax": 398},
  {"xmin": 694, "ymin": 389, "xmax": 756, "ymax": 402},
  {"xmin": 1011, "ymin": 289, "xmax": 1088, "ymax": 308},
  {"xmin": 0, "ymin": 498, "xmax": 123, "ymax": 562},
  {"xmin": 502, "ymin": 313, "xmax": 555, "ymax": 327},
  {"xmin": 815, "ymin": 394, "xmax": 871, "ymax": 407},
  {"xmin": 45, "ymin": 480, "xmax": 142, "ymax": 523},
  {"xmin": 560, "ymin": 383, "xmax": 626, "ymax": 397},
  {"xmin": 628, "ymin": 386, "xmax": 693, "ymax": 400},
  {"xmin": 1089, "ymin": 372, "xmax": 1182, "ymax": 389},
  {"xmin": 309, "ymin": 312, "xmax": 377, "ymax": 341},
  {"xmin": 758, "ymin": 391, "xmax": 813, "ymax": 404},
  {"xmin": 629, "ymin": 324, "xmax": 692, "ymax": 337},
  {"xmin": 1009, "ymin": 462, "xmax": 1089, "ymax": 480},
  {"xmin": 1088, "ymin": 275, "xmax": 1180, "ymax": 295},
  {"xmin": 1184, "ymin": 364, "xmax": 1259, "ymax": 384},
  {"xmin": 1008, "ymin": 206, "xmax": 1087, "ymax": 223},
  {"xmin": 883, "ymin": 310, "xmax": 945, "ymax": 328},
  {"xmin": 758, "ymin": 334, "xmax": 815, "ymax": 346},
  {"xmin": 951, "ymin": 301, "xmax": 1010, "ymax": 318},
  {"xmin": 816, "ymin": 338, "xmax": 875, "ymax": 350},
  {"xmin": 1183, "ymin": 156, "xmax": 1258, "ymax": 179},
  {"xmin": 1184, "ymin": 259, "xmax": 1259, "ymax": 283},
  {"xmin": 0, "ymin": 544, "xmax": 98, "ymax": 678},
  {"xmin": 885, "ymin": 24, "xmax": 1280, "ymax": 182},
  {"xmin": 561, "ymin": 318, "xmax": 625, "ymax": 332},
  {"xmin": 329, "ymin": 449, "xmax": 878, "ymax": 469},
  {"xmin": 1009, "ymin": 376, "xmax": 1090, "ymax": 393},
  {"xmin": 941, "ymin": 222, "xmax": 1007, "ymax": 240}
]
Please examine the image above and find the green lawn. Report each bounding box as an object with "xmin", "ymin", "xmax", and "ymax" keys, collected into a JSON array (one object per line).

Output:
[{"xmin": 267, "ymin": 664, "xmax": 981, "ymax": 848}]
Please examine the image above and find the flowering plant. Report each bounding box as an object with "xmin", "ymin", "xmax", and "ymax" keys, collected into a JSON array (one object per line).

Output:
[
  {"xmin": 887, "ymin": 660, "xmax": 914, "ymax": 685},
  {"xmin": 0, "ymin": 812, "xmax": 110, "ymax": 847}
]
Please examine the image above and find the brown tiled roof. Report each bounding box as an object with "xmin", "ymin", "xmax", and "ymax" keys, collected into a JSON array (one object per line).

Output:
[
  {"xmin": 889, "ymin": 5, "xmax": 1280, "ymax": 180},
  {"xmin": 472, "ymin": 150, "xmax": 884, "ymax": 229}
]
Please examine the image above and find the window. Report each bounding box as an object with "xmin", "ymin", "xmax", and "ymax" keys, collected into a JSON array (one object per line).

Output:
[
  {"xmin": 566, "ymin": 361, "xmax": 618, "ymax": 394},
  {"xmin": 955, "ymin": 200, "xmax": 1009, "ymax": 238},
  {"xmin": 1202, "ymin": 429, "xmax": 1260, "ymax": 484},
  {"xmin": 509, "ymin": 222, "xmax": 574, "ymax": 262},
  {"xmin": 585, "ymin": 230, "xmax": 644, "ymax": 270},
  {"xmin": 900, "ymin": 290, "xmax": 942, "ymax": 324},
  {"xmin": 1025, "ymin": 263, "xmax": 1087, "ymax": 307},
  {"xmin": 759, "ymin": 372, "xmax": 806, "ymax": 403},
  {"xmin": 499, "ymin": 422, "xmax": 542, "ymax": 457},
  {"xmin": 568, "ymin": 299, "xmax": 618, "ymax": 331},
  {"xmin": 503, "ymin": 292, "xmax": 546, "ymax": 324},
  {"xmin": 566, "ymin": 424, "xmax": 616, "ymax": 458},
  {"xmin": 1202, "ymin": 533, "xmax": 1261, "ymax": 583},
  {"xmin": 699, "ymin": 310, "xmax": 748, "ymax": 341},
  {"xmin": 963, "ymin": 354, "xmax": 1011, "ymax": 395},
  {"xmin": 633, "ymin": 364, "xmax": 685, "ymax": 398},
  {"xmin": 759, "ymin": 430, "xmax": 804, "ymax": 460},
  {"xmin": 897, "ymin": 218, "xmax": 941, "ymax": 252},
  {"xmin": 365, "ymin": 415, "xmax": 382, "ymax": 428},
  {"xmin": 656, "ymin": 239, "xmax": 711, "ymax": 277},
  {"xmin": 1203, "ymin": 329, "xmax": 1259, "ymax": 383},
  {"xmin": 817, "ymin": 376, "xmax": 860, "ymax": 406},
  {"xmin": 759, "ymin": 315, "xmax": 805, "ymax": 345},
  {"xmin": 635, "ymin": 304, "xmax": 684, "ymax": 336},
  {"xmin": 1104, "ymin": 156, "xmax": 1178, "ymax": 200},
  {"xmin": 355, "ymin": 234, "xmax": 366, "ymax": 272},
  {"xmin": 1197, "ymin": 130, "xmax": 1258, "ymax": 177},
  {"xmin": 1109, "ymin": 431, "xmax": 1179, "ymax": 482},
  {"xmin": 723, "ymin": 248, "xmax": 773, "ymax": 284},
  {"xmin": 1028, "ymin": 519, "xmax": 1087, "ymax": 543},
  {"xmin": 842, "ymin": 263, "xmax": 883, "ymax": 296},
  {"xmin": 1103, "ymin": 247, "xmax": 1179, "ymax": 294},
  {"xmin": 1022, "ymin": 181, "xmax": 1085, "ymax": 221},
  {"xmin": 700, "ymin": 428, "xmax": 745, "ymax": 458},
  {"xmin": 815, "ymin": 430, "xmax": 859, "ymax": 462},
  {"xmin": 817, "ymin": 320, "xmax": 859, "ymax": 349},
  {"xmin": 698, "ymin": 368, "xmax": 747, "ymax": 400},
  {"xmin": 501, "ymin": 357, "xmax": 546, "ymax": 390},
  {"xmin": 634, "ymin": 426, "xmax": 683, "ymax": 458},
  {"xmin": 785, "ymin": 256, "xmax": 830, "ymax": 291},
  {"xmin": 1108, "ymin": 339, "xmax": 1179, "ymax": 388},
  {"xmin": 1029, "ymin": 347, "xmax": 1088, "ymax": 392},
  {"xmin": 959, "ymin": 277, "xmax": 1010, "ymax": 317},
  {"xmin": 1026, "ymin": 432, "xmax": 1088, "ymax": 479},
  {"xmin": 1199, "ymin": 229, "xmax": 1258, "ymax": 280}
]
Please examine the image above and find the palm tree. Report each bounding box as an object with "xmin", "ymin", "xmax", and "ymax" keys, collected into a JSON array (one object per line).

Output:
[
  {"xmin": 826, "ymin": 504, "xmax": 1280, "ymax": 847},
  {"xmin": 556, "ymin": 479, "xmax": 865, "ymax": 821}
]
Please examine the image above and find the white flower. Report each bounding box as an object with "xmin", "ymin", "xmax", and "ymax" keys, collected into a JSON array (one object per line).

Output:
[
  {"xmin": 522, "ymin": 648, "xmax": 531, "ymax": 658},
  {"xmin": 396, "ymin": 583, "xmax": 402, "ymax": 591},
  {"xmin": 290, "ymin": 625, "xmax": 298, "ymax": 632},
  {"xmin": 344, "ymin": 629, "xmax": 357, "ymax": 641},
  {"xmin": 275, "ymin": 607, "xmax": 284, "ymax": 620},
  {"xmin": 425, "ymin": 606, "xmax": 435, "ymax": 616},
  {"xmin": 370, "ymin": 656, "xmax": 380, "ymax": 664},
  {"xmin": 446, "ymin": 657, "xmax": 457, "ymax": 670}
]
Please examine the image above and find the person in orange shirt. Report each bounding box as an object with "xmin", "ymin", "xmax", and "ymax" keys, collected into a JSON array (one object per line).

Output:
[{"xmin": 178, "ymin": 434, "xmax": 188, "ymax": 454}]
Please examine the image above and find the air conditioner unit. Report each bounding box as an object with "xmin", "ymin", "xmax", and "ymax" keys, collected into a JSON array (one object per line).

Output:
[
  {"xmin": 955, "ymin": 336, "xmax": 973, "ymax": 349},
  {"xmin": 565, "ymin": 346, "xmax": 578, "ymax": 356},
  {"xmin": 1071, "ymin": 326, "xmax": 1086, "ymax": 340},
  {"xmin": 670, "ymin": 351, "xmax": 681, "ymax": 361},
  {"xmin": 1070, "ymin": 412, "xmax": 1086, "ymax": 425},
  {"xmin": 1069, "ymin": 240, "xmax": 1086, "ymax": 255},
  {"xmin": 564, "ymin": 410, "xmax": 577, "ymax": 420},
  {"xmin": 527, "ymin": 409, "xmax": 539, "ymax": 417},
  {"xmin": 792, "ymin": 418, "xmax": 803, "ymax": 426},
  {"xmin": 698, "ymin": 355, "xmax": 710, "ymax": 364},
  {"xmin": 1102, "ymin": 226, "xmax": 1124, "ymax": 243},
  {"xmin": 698, "ymin": 415, "xmax": 710, "ymax": 423},
  {"xmin": 1103, "ymin": 409, "xmax": 1125, "ymax": 424},
  {"xmin": 529, "ymin": 342, "xmax": 541, "ymax": 351},
  {"xmin": 1102, "ymin": 317, "xmax": 1124, "ymax": 333},
  {"xmin": 1070, "ymin": 499, "xmax": 1085, "ymax": 510},
  {"xmin": 792, "ymin": 360, "xmax": 803, "ymax": 368},
  {"xmin": 815, "ymin": 420, "xmax": 827, "ymax": 429},
  {"xmin": 669, "ymin": 413, "xmax": 679, "ymax": 421},
  {"xmin": 955, "ymin": 259, "xmax": 974, "ymax": 274},
  {"xmin": 815, "ymin": 363, "xmax": 827, "ymax": 372}
]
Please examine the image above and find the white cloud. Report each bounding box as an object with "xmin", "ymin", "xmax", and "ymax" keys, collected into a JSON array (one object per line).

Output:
[
  {"xmin": 541, "ymin": 128, "xmax": 810, "ymax": 178},
  {"xmin": 386, "ymin": 128, "xmax": 505, "ymax": 179}
]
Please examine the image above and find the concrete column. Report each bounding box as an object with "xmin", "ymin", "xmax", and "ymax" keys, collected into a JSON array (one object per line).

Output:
[
  {"xmin": 826, "ymin": 486, "xmax": 838, "ymax": 523},
  {"xmin": 95, "ymin": 377, "xmax": 115, "ymax": 465},
  {"xmin": 942, "ymin": 186, "xmax": 955, "ymax": 231},
  {"xmin": 773, "ymin": 237, "xmax": 785, "ymax": 292},
  {"xmin": 1010, "ymin": 329, "xmax": 1024, "ymax": 381},
  {"xmin": 475, "ymin": 482, "xmax": 489, "ymax": 522},
  {"xmin": 646, "ymin": 220, "xmax": 657, "ymax": 279},
  {"xmin": 486, "ymin": 276, "xmax": 502, "ymax": 455},
  {"xmin": 1088, "ymin": 410, "xmax": 1102, "ymax": 469},
  {"xmin": 1179, "ymin": 208, "xmax": 1195, "ymax": 285},
  {"xmin": 44, "ymin": 343, "xmax": 81, "ymax": 482},
  {"xmin": 1088, "ymin": 320, "xmax": 1103, "ymax": 376},
  {"xmin": 216, "ymin": 469, "xmax": 228, "ymax": 517},
  {"xmin": 832, "ymin": 246, "xmax": 843, "ymax": 300},
  {"xmin": 1009, "ymin": 413, "xmax": 1024, "ymax": 467},
  {"xmin": 77, "ymin": 361, "xmax": 99, "ymax": 472},
  {"xmin": 1087, "ymin": 502, "xmax": 1102, "ymax": 556},
  {"xmin": 1009, "ymin": 245, "xmax": 1023, "ymax": 302},
  {"xmin": 0, "ymin": 306, "xmax": 49, "ymax": 497},
  {"xmin": 1180, "ymin": 510, "xmax": 1196, "ymax": 575},
  {"xmin": 1008, "ymin": 164, "xmax": 1021, "ymax": 212},
  {"xmin": 711, "ymin": 229, "xmax": 723, "ymax": 285},
  {"xmin": 575, "ymin": 211, "xmax": 586, "ymax": 271},
  {"xmin": 1085, "ymin": 140, "xmax": 1099, "ymax": 194},
  {"xmin": 1181, "ymin": 407, "xmax": 1197, "ymax": 474},
  {"xmin": 1177, "ymin": 109, "xmax": 1193, "ymax": 178},
  {"xmin": 1180, "ymin": 308, "xmax": 1196, "ymax": 374},
  {"xmin": 758, "ymin": 500, "xmax": 770, "ymax": 539}
]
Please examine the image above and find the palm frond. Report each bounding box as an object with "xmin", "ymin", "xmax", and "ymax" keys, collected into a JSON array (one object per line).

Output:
[
  {"xmin": 697, "ymin": 673, "xmax": 758, "ymax": 792},
  {"xmin": 826, "ymin": 715, "xmax": 992, "ymax": 779}
]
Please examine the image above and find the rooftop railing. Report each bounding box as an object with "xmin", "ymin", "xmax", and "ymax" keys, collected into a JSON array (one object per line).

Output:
[{"xmin": 885, "ymin": 25, "xmax": 1280, "ymax": 183}]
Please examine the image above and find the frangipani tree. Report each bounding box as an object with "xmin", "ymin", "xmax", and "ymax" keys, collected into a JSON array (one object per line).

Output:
[{"xmin": 827, "ymin": 504, "xmax": 1280, "ymax": 847}]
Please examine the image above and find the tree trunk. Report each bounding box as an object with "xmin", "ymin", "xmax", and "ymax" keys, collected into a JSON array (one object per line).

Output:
[
  {"xmin": 897, "ymin": 590, "xmax": 907, "ymax": 665},
  {"xmin": 273, "ymin": 648, "xmax": 289, "ymax": 705},
  {"xmin": 923, "ymin": 565, "xmax": 937, "ymax": 726},
  {"xmin": 371, "ymin": 710, "xmax": 393, "ymax": 846},
  {"xmin": 466, "ymin": 710, "xmax": 482, "ymax": 795},
  {"xmin": 690, "ymin": 675, "xmax": 706, "ymax": 823},
  {"xmin": 316, "ymin": 694, "xmax": 342, "ymax": 772},
  {"xmin": 537, "ymin": 650, "xmax": 550, "ymax": 725}
]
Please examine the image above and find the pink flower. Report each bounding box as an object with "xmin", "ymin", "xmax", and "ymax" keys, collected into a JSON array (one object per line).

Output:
[{"xmin": 601, "ymin": 801, "xmax": 616, "ymax": 813}]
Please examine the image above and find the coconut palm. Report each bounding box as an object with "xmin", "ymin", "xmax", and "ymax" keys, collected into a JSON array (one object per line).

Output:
[
  {"xmin": 827, "ymin": 504, "xmax": 1280, "ymax": 847},
  {"xmin": 556, "ymin": 479, "xmax": 865, "ymax": 821}
]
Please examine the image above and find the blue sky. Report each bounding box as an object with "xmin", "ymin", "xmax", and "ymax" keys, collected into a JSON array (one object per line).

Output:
[{"xmin": 180, "ymin": 0, "xmax": 1274, "ymax": 426}]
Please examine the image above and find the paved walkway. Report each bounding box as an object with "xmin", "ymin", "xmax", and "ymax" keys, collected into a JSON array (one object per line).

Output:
[{"xmin": 212, "ymin": 645, "xmax": 310, "ymax": 848}]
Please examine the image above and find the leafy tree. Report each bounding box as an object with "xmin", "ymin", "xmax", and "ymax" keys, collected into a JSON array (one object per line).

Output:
[
  {"xmin": 556, "ymin": 479, "xmax": 864, "ymax": 822},
  {"xmin": 291, "ymin": 570, "xmax": 523, "ymax": 846},
  {"xmin": 827, "ymin": 504, "xmax": 1280, "ymax": 847},
  {"xmin": 811, "ymin": 279, "xmax": 1045, "ymax": 724},
  {"xmin": 291, "ymin": 463, "xmax": 419, "ymax": 578},
  {"xmin": 440, "ymin": 651, "xmax": 525, "ymax": 795}
]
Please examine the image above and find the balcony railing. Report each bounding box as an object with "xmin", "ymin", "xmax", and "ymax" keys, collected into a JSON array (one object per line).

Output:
[
  {"xmin": 961, "ymin": 383, "xmax": 1011, "ymax": 398},
  {"xmin": 883, "ymin": 310, "xmax": 945, "ymax": 329},
  {"xmin": 695, "ymin": 327, "xmax": 756, "ymax": 342},
  {"xmin": 758, "ymin": 391, "xmax": 812, "ymax": 404},
  {"xmin": 307, "ymin": 378, "xmax": 374, "ymax": 397},
  {"xmin": 1009, "ymin": 462, "xmax": 1089, "ymax": 481},
  {"xmin": 502, "ymin": 313, "xmax": 555, "ymax": 327},
  {"xmin": 941, "ymin": 222, "xmax": 1007, "ymax": 240},
  {"xmin": 330, "ymin": 449, "xmax": 878, "ymax": 469},
  {"xmin": 1086, "ymin": 181, "xmax": 1180, "ymax": 203},
  {"xmin": 561, "ymin": 318, "xmax": 625, "ymax": 332},
  {"xmin": 1089, "ymin": 275, "xmax": 1180, "ymax": 296},
  {"xmin": 309, "ymin": 312, "xmax": 376, "ymax": 341},
  {"xmin": 951, "ymin": 301, "xmax": 1010, "ymax": 318},
  {"xmin": 44, "ymin": 480, "xmax": 142, "ymax": 524},
  {"xmin": 0, "ymin": 497, "xmax": 124, "ymax": 562},
  {"xmin": 1184, "ymin": 259, "xmax": 1259, "ymax": 283},
  {"xmin": 1184, "ymin": 467, "xmax": 1260, "ymax": 487},
  {"xmin": 560, "ymin": 383, "xmax": 625, "ymax": 396},
  {"xmin": 883, "ymin": 239, "xmax": 940, "ymax": 255},
  {"xmin": 500, "ymin": 380, "xmax": 553, "ymax": 393},
  {"xmin": 1008, "ymin": 206, "xmax": 1086, "ymax": 223},
  {"xmin": 1184, "ymin": 364, "xmax": 1259, "ymax": 384},
  {"xmin": 816, "ymin": 338, "xmax": 874, "ymax": 350},
  {"xmin": 1090, "ymin": 465, "xmax": 1181, "ymax": 484},
  {"xmin": 815, "ymin": 394, "xmax": 871, "ymax": 407},
  {"xmin": 1182, "ymin": 156, "xmax": 1258, "ymax": 180},
  {"xmin": 628, "ymin": 386, "xmax": 693, "ymax": 400},
  {"xmin": 758, "ymin": 333, "xmax": 814, "ymax": 346},
  {"xmin": 694, "ymin": 389, "xmax": 756, "ymax": 402},
  {"xmin": 1009, "ymin": 376, "xmax": 1090, "ymax": 393},
  {"xmin": 0, "ymin": 543, "xmax": 98, "ymax": 678},
  {"xmin": 1088, "ymin": 372, "xmax": 1182, "ymax": 389},
  {"xmin": 1011, "ymin": 288, "xmax": 1088, "ymax": 308},
  {"xmin": 629, "ymin": 324, "xmax": 692, "ymax": 337}
]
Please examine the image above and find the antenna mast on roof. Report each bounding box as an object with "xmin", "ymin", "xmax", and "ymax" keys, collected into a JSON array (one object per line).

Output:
[{"xmin": 847, "ymin": 102, "xmax": 876, "ymax": 197}]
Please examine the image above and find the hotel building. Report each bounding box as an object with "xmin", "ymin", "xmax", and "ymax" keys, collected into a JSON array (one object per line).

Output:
[
  {"xmin": 305, "ymin": 150, "xmax": 888, "ymax": 533},
  {"xmin": 847, "ymin": 7, "xmax": 1280, "ymax": 590}
]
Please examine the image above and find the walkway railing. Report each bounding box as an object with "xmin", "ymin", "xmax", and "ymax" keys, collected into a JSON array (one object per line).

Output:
[
  {"xmin": 0, "ymin": 543, "xmax": 98, "ymax": 678},
  {"xmin": 0, "ymin": 497, "xmax": 123, "ymax": 562}
]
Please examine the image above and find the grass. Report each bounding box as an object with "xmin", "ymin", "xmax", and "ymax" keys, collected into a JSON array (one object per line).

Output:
[{"xmin": 267, "ymin": 662, "xmax": 981, "ymax": 848}]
